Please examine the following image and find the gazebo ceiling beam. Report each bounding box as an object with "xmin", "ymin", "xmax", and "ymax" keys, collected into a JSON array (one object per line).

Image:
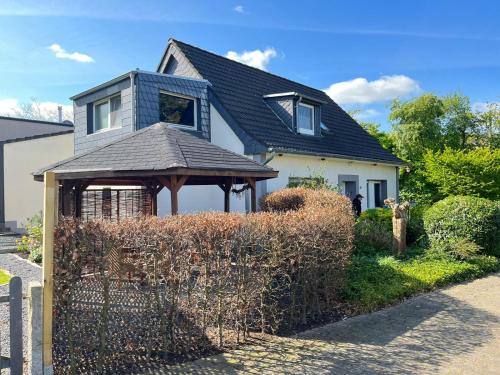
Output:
[{"xmin": 36, "ymin": 167, "xmax": 277, "ymax": 182}]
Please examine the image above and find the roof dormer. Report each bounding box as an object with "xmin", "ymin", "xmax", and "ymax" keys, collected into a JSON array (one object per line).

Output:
[{"xmin": 263, "ymin": 92, "xmax": 325, "ymax": 136}]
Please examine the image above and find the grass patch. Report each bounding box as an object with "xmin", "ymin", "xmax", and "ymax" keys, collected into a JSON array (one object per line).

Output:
[
  {"xmin": 344, "ymin": 246, "xmax": 500, "ymax": 313},
  {"xmin": 0, "ymin": 269, "xmax": 11, "ymax": 285}
]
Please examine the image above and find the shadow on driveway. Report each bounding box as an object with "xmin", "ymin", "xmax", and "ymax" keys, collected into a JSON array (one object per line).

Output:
[{"xmin": 147, "ymin": 274, "xmax": 500, "ymax": 374}]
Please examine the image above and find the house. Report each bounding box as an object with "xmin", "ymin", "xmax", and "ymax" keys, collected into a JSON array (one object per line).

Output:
[
  {"xmin": 0, "ymin": 116, "xmax": 74, "ymax": 232},
  {"xmin": 67, "ymin": 38, "xmax": 403, "ymax": 215}
]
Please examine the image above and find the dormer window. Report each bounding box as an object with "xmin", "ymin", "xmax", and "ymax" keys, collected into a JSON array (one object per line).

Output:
[
  {"xmin": 297, "ymin": 103, "xmax": 314, "ymax": 135},
  {"xmin": 94, "ymin": 94, "xmax": 122, "ymax": 132},
  {"xmin": 159, "ymin": 91, "xmax": 196, "ymax": 129}
]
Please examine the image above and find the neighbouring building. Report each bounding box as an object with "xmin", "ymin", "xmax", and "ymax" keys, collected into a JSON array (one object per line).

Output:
[
  {"xmin": 0, "ymin": 116, "xmax": 74, "ymax": 232},
  {"xmin": 66, "ymin": 38, "xmax": 404, "ymax": 216}
]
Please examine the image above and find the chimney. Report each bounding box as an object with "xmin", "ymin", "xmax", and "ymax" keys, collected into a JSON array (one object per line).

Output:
[{"xmin": 57, "ymin": 106, "xmax": 63, "ymax": 123}]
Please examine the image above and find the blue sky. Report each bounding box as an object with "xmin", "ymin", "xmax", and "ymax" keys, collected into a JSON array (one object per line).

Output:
[{"xmin": 0, "ymin": 0, "xmax": 499, "ymax": 128}]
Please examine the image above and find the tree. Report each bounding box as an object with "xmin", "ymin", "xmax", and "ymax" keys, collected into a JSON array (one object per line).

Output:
[
  {"xmin": 359, "ymin": 121, "xmax": 395, "ymax": 153},
  {"xmin": 390, "ymin": 94, "xmax": 445, "ymax": 165},
  {"xmin": 441, "ymin": 94, "xmax": 478, "ymax": 149},
  {"xmin": 11, "ymin": 97, "xmax": 72, "ymax": 122},
  {"xmin": 475, "ymin": 102, "xmax": 500, "ymax": 148},
  {"xmin": 423, "ymin": 147, "xmax": 500, "ymax": 200}
]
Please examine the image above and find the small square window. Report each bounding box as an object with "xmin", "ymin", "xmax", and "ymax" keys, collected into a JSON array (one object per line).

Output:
[
  {"xmin": 297, "ymin": 103, "xmax": 314, "ymax": 135},
  {"xmin": 93, "ymin": 95, "xmax": 121, "ymax": 133},
  {"xmin": 159, "ymin": 92, "xmax": 196, "ymax": 128}
]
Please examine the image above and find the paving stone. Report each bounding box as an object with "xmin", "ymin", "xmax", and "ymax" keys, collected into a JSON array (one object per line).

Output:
[{"xmin": 144, "ymin": 273, "xmax": 500, "ymax": 374}]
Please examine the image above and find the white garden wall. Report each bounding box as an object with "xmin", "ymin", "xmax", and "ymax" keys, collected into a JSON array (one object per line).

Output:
[{"xmin": 4, "ymin": 133, "xmax": 74, "ymax": 232}]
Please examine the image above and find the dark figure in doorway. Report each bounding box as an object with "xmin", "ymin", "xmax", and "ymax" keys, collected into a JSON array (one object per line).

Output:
[{"xmin": 352, "ymin": 194, "xmax": 363, "ymax": 217}]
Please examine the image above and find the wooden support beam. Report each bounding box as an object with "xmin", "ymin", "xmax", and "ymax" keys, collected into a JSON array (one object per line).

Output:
[
  {"xmin": 218, "ymin": 178, "xmax": 233, "ymax": 213},
  {"xmin": 42, "ymin": 171, "xmax": 58, "ymax": 374},
  {"xmin": 158, "ymin": 175, "xmax": 188, "ymax": 215},
  {"xmin": 61, "ymin": 181, "xmax": 74, "ymax": 216},
  {"xmin": 245, "ymin": 177, "xmax": 257, "ymax": 213}
]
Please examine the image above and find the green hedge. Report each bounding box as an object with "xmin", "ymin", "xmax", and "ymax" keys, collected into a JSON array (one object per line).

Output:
[
  {"xmin": 424, "ymin": 196, "xmax": 500, "ymax": 256},
  {"xmin": 359, "ymin": 208, "xmax": 392, "ymax": 230}
]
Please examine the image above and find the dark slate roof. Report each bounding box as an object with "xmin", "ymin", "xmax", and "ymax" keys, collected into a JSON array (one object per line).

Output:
[
  {"xmin": 169, "ymin": 39, "xmax": 404, "ymax": 165},
  {"xmin": 0, "ymin": 116, "xmax": 73, "ymax": 143},
  {"xmin": 34, "ymin": 123, "xmax": 276, "ymax": 180}
]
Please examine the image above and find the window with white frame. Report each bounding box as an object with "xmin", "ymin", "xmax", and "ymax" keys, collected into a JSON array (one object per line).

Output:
[
  {"xmin": 94, "ymin": 95, "xmax": 122, "ymax": 132},
  {"xmin": 297, "ymin": 103, "xmax": 314, "ymax": 135},
  {"xmin": 159, "ymin": 92, "xmax": 196, "ymax": 128}
]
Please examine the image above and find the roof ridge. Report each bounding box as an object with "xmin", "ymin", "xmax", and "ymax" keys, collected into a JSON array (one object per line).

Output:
[{"xmin": 170, "ymin": 39, "xmax": 331, "ymax": 99}]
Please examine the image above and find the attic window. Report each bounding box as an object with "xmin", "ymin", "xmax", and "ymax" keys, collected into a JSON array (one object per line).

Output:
[
  {"xmin": 94, "ymin": 94, "xmax": 122, "ymax": 132},
  {"xmin": 297, "ymin": 103, "xmax": 314, "ymax": 135},
  {"xmin": 159, "ymin": 92, "xmax": 196, "ymax": 128}
]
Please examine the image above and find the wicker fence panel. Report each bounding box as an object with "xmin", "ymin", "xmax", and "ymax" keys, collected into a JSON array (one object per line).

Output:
[{"xmin": 59, "ymin": 188, "xmax": 152, "ymax": 221}]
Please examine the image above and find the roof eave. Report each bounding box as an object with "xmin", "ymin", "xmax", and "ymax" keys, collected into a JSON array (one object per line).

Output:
[
  {"xmin": 273, "ymin": 148, "xmax": 406, "ymax": 166},
  {"xmin": 34, "ymin": 167, "xmax": 278, "ymax": 182}
]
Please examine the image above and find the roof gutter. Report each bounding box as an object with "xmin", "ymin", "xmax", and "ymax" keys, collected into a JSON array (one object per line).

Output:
[
  {"xmin": 130, "ymin": 70, "xmax": 137, "ymax": 131},
  {"xmin": 70, "ymin": 72, "xmax": 132, "ymax": 100},
  {"xmin": 273, "ymin": 148, "xmax": 407, "ymax": 167}
]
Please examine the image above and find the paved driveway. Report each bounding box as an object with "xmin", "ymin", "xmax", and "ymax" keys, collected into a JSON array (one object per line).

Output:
[{"xmin": 152, "ymin": 273, "xmax": 500, "ymax": 375}]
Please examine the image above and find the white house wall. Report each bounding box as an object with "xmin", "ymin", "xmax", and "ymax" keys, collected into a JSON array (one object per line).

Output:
[
  {"xmin": 157, "ymin": 104, "xmax": 247, "ymax": 215},
  {"xmin": 4, "ymin": 133, "xmax": 74, "ymax": 231},
  {"xmin": 266, "ymin": 153, "xmax": 398, "ymax": 211}
]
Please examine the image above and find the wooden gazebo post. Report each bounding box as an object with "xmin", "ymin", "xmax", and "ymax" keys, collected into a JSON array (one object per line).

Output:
[
  {"xmin": 218, "ymin": 177, "xmax": 233, "ymax": 213},
  {"xmin": 42, "ymin": 171, "xmax": 58, "ymax": 374},
  {"xmin": 158, "ymin": 175, "xmax": 188, "ymax": 215},
  {"xmin": 245, "ymin": 177, "xmax": 257, "ymax": 213}
]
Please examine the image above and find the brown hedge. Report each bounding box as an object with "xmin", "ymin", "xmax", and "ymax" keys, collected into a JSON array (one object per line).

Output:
[{"xmin": 53, "ymin": 188, "xmax": 354, "ymax": 373}]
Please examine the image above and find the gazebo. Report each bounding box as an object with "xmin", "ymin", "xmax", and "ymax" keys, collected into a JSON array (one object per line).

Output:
[
  {"xmin": 34, "ymin": 123, "xmax": 278, "ymax": 216},
  {"xmin": 34, "ymin": 123, "xmax": 278, "ymax": 372}
]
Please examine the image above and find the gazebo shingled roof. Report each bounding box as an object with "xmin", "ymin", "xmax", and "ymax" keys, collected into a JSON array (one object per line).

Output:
[{"xmin": 34, "ymin": 123, "xmax": 278, "ymax": 214}]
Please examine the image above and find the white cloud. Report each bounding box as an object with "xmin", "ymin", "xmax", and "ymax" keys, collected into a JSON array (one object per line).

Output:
[
  {"xmin": 353, "ymin": 108, "xmax": 382, "ymax": 120},
  {"xmin": 225, "ymin": 48, "xmax": 277, "ymax": 70},
  {"xmin": 48, "ymin": 44, "xmax": 95, "ymax": 63},
  {"xmin": 324, "ymin": 75, "xmax": 421, "ymax": 105},
  {"xmin": 233, "ymin": 5, "xmax": 244, "ymax": 13},
  {"xmin": 0, "ymin": 98, "xmax": 73, "ymax": 122},
  {"xmin": 0, "ymin": 99, "xmax": 20, "ymax": 117},
  {"xmin": 472, "ymin": 101, "xmax": 499, "ymax": 112}
]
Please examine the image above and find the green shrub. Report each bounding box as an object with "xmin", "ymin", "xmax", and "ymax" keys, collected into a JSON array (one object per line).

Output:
[
  {"xmin": 344, "ymin": 248, "xmax": 500, "ymax": 312},
  {"xmin": 355, "ymin": 219, "xmax": 392, "ymax": 251},
  {"xmin": 16, "ymin": 213, "xmax": 43, "ymax": 263},
  {"xmin": 407, "ymin": 204, "xmax": 429, "ymax": 245},
  {"xmin": 424, "ymin": 196, "xmax": 500, "ymax": 256},
  {"xmin": 431, "ymin": 237, "xmax": 482, "ymax": 260},
  {"xmin": 359, "ymin": 208, "xmax": 392, "ymax": 231}
]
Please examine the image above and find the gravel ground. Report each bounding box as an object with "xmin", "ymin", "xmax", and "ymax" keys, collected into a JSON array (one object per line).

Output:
[{"xmin": 0, "ymin": 253, "xmax": 42, "ymax": 363}]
